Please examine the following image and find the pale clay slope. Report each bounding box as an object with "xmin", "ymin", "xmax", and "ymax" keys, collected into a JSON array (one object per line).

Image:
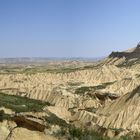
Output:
[
  {"xmin": 0, "ymin": 65, "xmax": 137, "ymax": 96},
  {"xmin": 0, "ymin": 65, "xmax": 139, "ymax": 118},
  {"xmin": 1, "ymin": 62, "xmax": 140, "ymax": 138},
  {"xmin": 0, "ymin": 65, "xmax": 138, "ymax": 117},
  {"xmin": 97, "ymin": 86, "xmax": 140, "ymax": 132}
]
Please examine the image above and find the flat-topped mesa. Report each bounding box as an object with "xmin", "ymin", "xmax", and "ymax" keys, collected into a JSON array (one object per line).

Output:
[
  {"xmin": 109, "ymin": 42, "xmax": 140, "ymax": 59},
  {"xmin": 133, "ymin": 42, "xmax": 140, "ymax": 53},
  {"xmin": 109, "ymin": 51, "xmax": 128, "ymax": 58}
]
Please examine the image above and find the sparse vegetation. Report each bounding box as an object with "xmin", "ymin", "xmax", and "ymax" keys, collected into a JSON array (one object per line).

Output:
[
  {"xmin": 68, "ymin": 127, "xmax": 137, "ymax": 140},
  {"xmin": 85, "ymin": 107, "xmax": 97, "ymax": 113},
  {"xmin": 45, "ymin": 113, "xmax": 109, "ymax": 140},
  {"xmin": 0, "ymin": 67, "xmax": 83, "ymax": 74},
  {"xmin": 67, "ymin": 81, "xmax": 84, "ymax": 86},
  {"xmin": 45, "ymin": 113, "xmax": 69, "ymax": 128},
  {"xmin": 75, "ymin": 81, "xmax": 116, "ymax": 95},
  {"xmin": 0, "ymin": 64, "xmax": 101, "ymax": 74},
  {"xmin": 44, "ymin": 112, "xmax": 135, "ymax": 140},
  {"xmin": 0, "ymin": 92, "xmax": 50, "ymax": 113},
  {"xmin": 83, "ymin": 64, "xmax": 100, "ymax": 69},
  {"xmin": 69, "ymin": 128, "xmax": 110, "ymax": 140},
  {"xmin": 0, "ymin": 110, "xmax": 10, "ymax": 121},
  {"xmin": 0, "ymin": 92, "xmax": 138, "ymax": 140}
]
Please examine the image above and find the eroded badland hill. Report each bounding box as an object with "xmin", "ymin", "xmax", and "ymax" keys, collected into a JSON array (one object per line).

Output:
[{"xmin": 1, "ymin": 43, "xmax": 140, "ymax": 140}]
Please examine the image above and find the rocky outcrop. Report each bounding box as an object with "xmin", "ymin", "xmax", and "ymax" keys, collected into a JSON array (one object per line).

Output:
[
  {"xmin": 12, "ymin": 115, "xmax": 46, "ymax": 132},
  {"xmin": 109, "ymin": 42, "xmax": 140, "ymax": 59},
  {"xmin": 0, "ymin": 110, "xmax": 60, "ymax": 140},
  {"xmin": 7, "ymin": 127, "xmax": 57, "ymax": 140},
  {"xmin": 103, "ymin": 42, "xmax": 140, "ymax": 66}
]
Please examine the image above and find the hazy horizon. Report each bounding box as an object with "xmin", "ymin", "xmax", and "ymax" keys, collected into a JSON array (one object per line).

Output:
[
  {"xmin": 0, "ymin": 56, "xmax": 104, "ymax": 60},
  {"xmin": 0, "ymin": 0, "xmax": 140, "ymax": 58}
]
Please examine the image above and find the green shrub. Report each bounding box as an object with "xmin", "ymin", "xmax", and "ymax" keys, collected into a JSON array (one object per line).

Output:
[
  {"xmin": 0, "ymin": 92, "xmax": 50, "ymax": 113},
  {"xmin": 0, "ymin": 110, "xmax": 10, "ymax": 121},
  {"xmin": 75, "ymin": 82, "xmax": 116, "ymax": 95},
  {"xmin": 45, "ymin": 113, "xmax": 69, "ymax": 128}
]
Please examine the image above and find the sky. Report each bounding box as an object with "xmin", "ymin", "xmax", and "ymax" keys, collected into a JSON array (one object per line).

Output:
[{"xmin": 0, "ymin": 0, "xmax": 140, "ymax": 58}]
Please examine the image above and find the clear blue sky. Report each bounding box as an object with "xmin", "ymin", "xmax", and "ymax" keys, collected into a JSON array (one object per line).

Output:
[{"xmin": 0, "ymin": 0, "xmax": 140, "ymax": 58}]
